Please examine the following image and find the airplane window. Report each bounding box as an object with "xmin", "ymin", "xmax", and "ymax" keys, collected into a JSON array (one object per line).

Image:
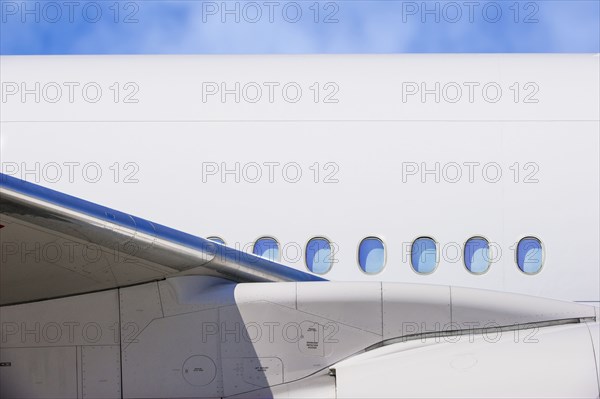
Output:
[
  {"xmin": 358, "ymin": 237, "xmax": 385, "ymax": 274},
  {"xmin": 253, "ymin": 237, "xmax": 280, "ymax": 262},
  {"xmin": 207, "ymin": 236, "xmax": 225, "ymax": 245},
  {"xmin": 411, "ymin": 237, "xmax": 438, "ymax": 274},
  {"xmin": 464, "ymin": 237, "xmax": 490, "ymax": 274},
  {"xmin": 517, "ymin": 236, "xmax": 543, "ymax": 274},
  {"xmin": 306, "ymin": 237, "xmax": 333, "ymax": 274}
]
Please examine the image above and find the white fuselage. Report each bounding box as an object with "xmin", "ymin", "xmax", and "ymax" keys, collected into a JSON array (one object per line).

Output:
[{"xmin": 1, "ymin": 54, "xmax": 598, "ymax": 302}]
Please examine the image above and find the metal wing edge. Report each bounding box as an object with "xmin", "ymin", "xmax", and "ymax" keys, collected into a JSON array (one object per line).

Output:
[{"xmin": 0, "ymin": 173, "xmax": 326, "ymax": 287}]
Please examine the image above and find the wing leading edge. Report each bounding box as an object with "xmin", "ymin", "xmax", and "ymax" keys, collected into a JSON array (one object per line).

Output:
[{"xmin": 0, "ymin": 173, "xmax": 325, "ymax": 305}]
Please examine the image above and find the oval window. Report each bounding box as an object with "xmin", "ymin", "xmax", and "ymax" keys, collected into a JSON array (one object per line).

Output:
[
  {"xmin": 411, "ymin": 237, "xmax": 438, "ymax": 274},
  {"xmin": 253, "ymin": 237, "xmax": 280, "ymax": 262},
  {"xmin": 358, "ymin": 237, "xmax": 385, "ymax": 274},
  {"xmin": 464, "ymin": 237, "xmax": 490, "ymax": 274},
  {"xmin": 306, "ymin": 237, "xmax": 333, "ymax": 274},
  {"xmin": 517, "ymin": 237, "xmax": 543, "ymax": 274}
]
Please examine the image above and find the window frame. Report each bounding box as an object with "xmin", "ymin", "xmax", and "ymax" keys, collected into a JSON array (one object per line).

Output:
[
  {"xmin": 463, "ymin": 235, "xmax": 492, "ymax": 275},
  {"xmin": 305, "ymin": 236, "xmax": 335, "ymax": 275},
  {"xmin": 357, "ymin": 236, "xmax": 387, "ymax": 275},
  {"xmin": 252, "ymin": 236, "xmax": 281, "ymax": 262},
  {"xmin": 207, "ymin": 236, "xmax": 226, "ymax": 245},
  {"xmin": 409, "ymin": 236, "xmax": 439, "ymax": 275},
  {"xmin": 515, "ymin": 236, "xmax": 545, "ymax": 275}
]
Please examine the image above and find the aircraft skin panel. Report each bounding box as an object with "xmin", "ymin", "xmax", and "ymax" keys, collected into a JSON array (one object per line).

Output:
[
  {"xmin": 1, "ymin": 277, "xmax": 597, "ymax": 398},
  {"xmin": 227, "ymin": 371, "xmax": 336, "ymax": 399},
  {"xmin": 0, "ymin": 213, "xmax": 178, "ymax": 305},
  {"xmin": 0, "ymin": 290, "xmax": 119, "ymax": 398},
  {"xmin": 0, "ymin": 346, "xmax": 79, "ymax": 399},
  {"xmin": 296, "ymin": 282, "xmax": 383, "ymax": 335},
  {"xmin": 333, "ymin": 322, "xmax": 600, "ymax": 398},
  {"xmin": 587, "ymin": 323, "xmax": 600, "ymax": 393},
  {"xmin": 80, "ymin": 345, "xmax": 122, "ymax": 399},
  {"xmin": 382, "ymin": 283, "xmax": 451, "ymax": 340},
  {"xmin": 450, "ymin": 285, "xmax": 597, "ymax": 326}
]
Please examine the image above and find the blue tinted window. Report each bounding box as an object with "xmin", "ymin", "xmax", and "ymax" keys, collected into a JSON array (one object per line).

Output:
[
  {"xmin": 359, "ymin": 237, "xmax": 385, "ymax": 274},
  {"xmin": 411, "ymin": 237, "xmax": 438, "ymax": 274},
  {"xmin": 464, "ymin": 237, "xmax": 490, "ymax": 274},
  {"xmin": 517, "ymin": 237, "xmax": 543, "ymax": 274},
  {"xmin": 207, "ymin": 236, "xmax": 225, "ymax": 245},
  {"xmin": 253, "ymin": 237, "xmax": 280, "ymax": 262},
  {"xmin": 306, "ymin": 237, "xmax": 333, "ymax": 274}
]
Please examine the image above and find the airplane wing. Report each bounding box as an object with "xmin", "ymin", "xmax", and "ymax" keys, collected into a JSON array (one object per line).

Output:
[{"xmin": 0, "ymin": 173, "xmax": 325, "ymax": 305}]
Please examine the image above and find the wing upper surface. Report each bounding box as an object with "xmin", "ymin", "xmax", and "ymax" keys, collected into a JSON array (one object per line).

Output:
[{"xmin": 0, "ymin": 173, "xmax": 325, "ymax": 305}]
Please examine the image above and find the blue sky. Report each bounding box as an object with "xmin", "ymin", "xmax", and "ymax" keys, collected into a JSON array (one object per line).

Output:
[{"xmin": 1, "ymin": 1, "xmax": 599, "ymax": 54}]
